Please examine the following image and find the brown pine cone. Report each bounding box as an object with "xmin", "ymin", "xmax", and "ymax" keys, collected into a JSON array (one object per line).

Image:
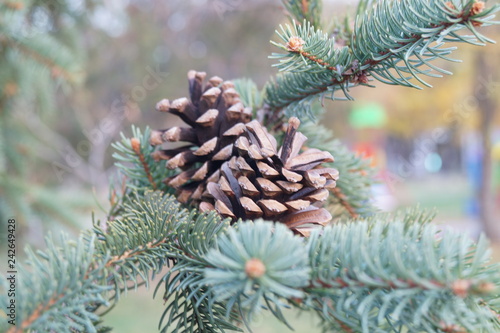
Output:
[
  {"xmin": 200, "ymin": 117, "xmax": 339, "ymax": 236},
  {"xmin": 149, "ymin": 70, "xmax": 252, "ymax": 204}
]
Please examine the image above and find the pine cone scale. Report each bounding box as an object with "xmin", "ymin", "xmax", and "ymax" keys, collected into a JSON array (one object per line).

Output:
[
  {"xmin": 195, "ymin": 109, "xmax": 219, "ymax": 127},
  {"xmin": 276, "ymin": 180, "xmax": 303, "ymax": 193},
  {"xmin": 255, "ymin": 178, "xmax": 282, "ymax": 198},
  {"xmin": 212, "ymin": 144, "xmax": 234, "ymax": 160},
  {"xmin": 284, "ymin": 199, "xmax": 310, "ymax": 212},
  {"xmin": 286, "ymin": 150, "xmax": 334, "ymax": 171},
  {"xmin": 193, "ymin": 137, "xmax": 218, "ymax": 156},
  {"xmin": 239, "ymin": 196, "xmax": 263, "ymax": 219},
  {"xmin": 222, "ymin": 123, "xmax": 246, "ymax": 137},
  {"xmin": 283, "ymin": 208, "xmax": 332, "ymax": 229},
  {"xmin": 258, "ymin": 199, "xmax": 287, "ymax": 216},
  {"xmin": 279, "ymin": 116, "xmax": 300, "ymax": 161},
  {"xmin": 169, "ymin": 97, "xmax": 198, "ymax": 126}
]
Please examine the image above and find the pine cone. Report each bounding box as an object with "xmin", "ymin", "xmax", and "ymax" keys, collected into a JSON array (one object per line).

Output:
[
  {"xmin": 200, "ymin": 117, "xmax": 339, "ymax": 236},
  {"xmin": 150, "ymin": 70, "xmax": 252, "ymax": 204}
]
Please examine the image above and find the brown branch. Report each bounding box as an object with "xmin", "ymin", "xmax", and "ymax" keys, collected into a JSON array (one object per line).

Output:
[
  {"xmin": 12, "ymin": 234, "xmax": 174, "ymax": 331},
  {"xmin": 336, "ymin": 318, "xmax": 354, "ymax": 333},
  {"xmin": 296, "ymin": 49, "xmax": 336, "ymax": 71},
  {"xmin": 301, "ymin": 0, "xmax": 309, "ymax": 18},
  {"xmin": 271, "ymin": 2, "xmax": 487, "ymax": 112},
  {"xmin": 130, "ymin": 138, "xmax": 157, "ymax": 190},
  {"xmin": 7, "ymin": 295, "xmax": 62, "ymax": 333},
  {"xmin": 6, "ymin": 39, "xmax": 76, "ymax": 83},
  {"xmin": 312, "ymin": 276, "xmax": 445, "ymax": 291},
  {"xmin": 105, "ymin": 239, "xmax": 167, "ymax": 268},
  {"xmin": 332, "ymin": 187, "xmax": 358, "ymax": 219}
]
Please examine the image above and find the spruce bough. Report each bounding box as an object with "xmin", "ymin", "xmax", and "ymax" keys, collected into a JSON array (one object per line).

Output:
[{"xmin": 2, "ymin": 0, "xmax": 500, "ymax": 332}]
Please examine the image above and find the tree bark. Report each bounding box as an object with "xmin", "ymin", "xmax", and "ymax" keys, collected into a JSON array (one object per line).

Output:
[{"xmin": 475, "ymin": 51, "xmax": 499, "ymax": 241}]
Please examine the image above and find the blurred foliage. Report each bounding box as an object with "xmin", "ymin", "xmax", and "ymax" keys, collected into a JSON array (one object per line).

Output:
[{"xmin": 0, "ymin": 0, "xmax": 96, "ymax": 248}]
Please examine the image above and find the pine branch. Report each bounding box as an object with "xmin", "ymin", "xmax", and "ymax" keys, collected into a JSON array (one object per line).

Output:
[
  {"xmin": 7, "ymin": 191, "xmax": 228, "ymax": 332},
  {"xmin": 264, "ymin": 70, "xmax": 351, "ymax": 119},
  {"xmin": 331, "ymin": 187, "xmax": 359, "ymax": 219},
  {"xmin": 156, "ymin": 210, "xmax": 238, "ymax": 333},
  {"xmin": 130, "ymin": 137, "xmax": 157, "ymax": 190},
  {"xmin": 200, "ymin": 216, "xmax": 500, "ymax": 332},
  {"xmin": 271, "ymin": 21, "xmax": 353, "ymax": 74},
  {"xmin": 91, "ymin": 191, "xmax": 196, "ymax": 297},
  {"xmin": 0, "ymin": 3, "xmax": 82, "ymax": 85},
  {"xmin": 0, "ymin": 1, "xmax": 89, "ymax": 238},
  {"xmin": 352, "ymin": 0, "xmax": 499, "ymax": 88},
  {"xmin": 110, "ymin": 126, "xmax": 176, "ymax": 219},
  {"xmin": 4, "ymin": 38, "xmax": 77, "ymax": 83},
  {"xmin": 266, "ymin": 19, "xmax": 359, "ymax": 118},
  {"xmin": 5, "ymin": 190, "xmax": 500, "ymax": 332},
  {"xmin": 282, "ymin": 0, "xmax": 323, "ymax": 29},
  {"xmin": 112, "ymin": 126, "xmax": 175, "ymax": 193},
  {"xmin": 306, "ymin": 220, "xmax": 500, "ymax": 333},
  {"xmin": 265, "ymin": 0, "xmax": 499, "ymax": 118},
  {"xmin": 6, "ymin": 234, "xmax": 110, "ymax": 333}
]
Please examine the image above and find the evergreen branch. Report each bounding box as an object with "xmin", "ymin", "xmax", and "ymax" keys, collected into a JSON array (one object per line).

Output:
[
  {"xmin": 130, "ymin": 137, "xmax": 157, "ymax": 190},
  {"xmin": 159, "ymin": 287, "xmax": 241, "ymax": 333},
  {"xmin": 7, "ymin": 234, "xmax": 110, "ymax": 333},
  {"xmin": 352, "ymin": 0, "xmax": 500, "ymax": 88},
  {"xmin": 157, "ymin": 209, "xmax": 238, "ymax": 333},
  {"xmin": 265, "ymin": 0, "xmax": 499, "ymax": 118},
  {"xmin": 305, "ymin": 220, "xmax": 500, "ymax": 333},
  {"xmin": 112, "ymin": 126, "xmax": 175, "ymax": 193},
  {"xmin": 266, "ymin": 20, "xmax": 360, "ymax": 118},
  {"xmin": 331, "ymin": 187, "xmax": 359, "ymax": 219},
  {"xmin": 4, "ymin": 39, "xmax": 77, "ymax": 83},
  {"xmin": 0, "ymin": 4, "xmax": 82, "ymax": 85},
  {"xmin": 281, "ymin": 0, "xmax": 323, "ymax": 30},
  {"xmin": 355, "ymin": 0, "xmax": 376, "ymax": 18},
  {"xmin": 91, "ymin": 191, "xmax": 194, "ymax": 297},
  {"xmin": 0, "ymin": 1, "xmax": 88, "ymax": 235},
  {"xmin": 110, "ymin": 127, "xmax": 176, "ymax": 219},
  {"xmin": 5, "ymin": 192, "xmax": 500, "ymax": 332},
  {"xmin": 264, "ymin": 71, "xmax": 354, "ymax": 119},
  {"xmin": 271, "ymin": 21, "xmax": 353, "ymax": 74},
  {"xmin": 7, "ymin": 191, "xmax": 218, "ymax": 332}
]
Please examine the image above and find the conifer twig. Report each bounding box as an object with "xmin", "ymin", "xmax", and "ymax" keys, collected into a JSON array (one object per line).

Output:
[
  {"xmin": 6, "ymin": 39, "xmax": 76, "ymax": 83},
  {"xmin": 267, "ymin": 0, "xmax": 498, "ymax": 117},
  {"xmin": 331, "ymin": 187, "xmax": 358, "ymax": 218},
  {"xmin": 105, "ymin": 239, "xmax": 167, "ymax": 267},
  {"xmin": 7, "ymin": 296, "xmax": 60, "ymax": 333},
  {"xmin": 130, "ymin": 137, "xmax": 157, "ymax": 190}
]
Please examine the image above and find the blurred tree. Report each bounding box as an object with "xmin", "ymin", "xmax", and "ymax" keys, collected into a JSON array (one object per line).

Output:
[
  {"xmin": 475, "ymin": 49, "xmax": 499, "ymax": 241},
  {"xmin": 0, "ymin": 0, "xmax": 95, "ymax": 247}
]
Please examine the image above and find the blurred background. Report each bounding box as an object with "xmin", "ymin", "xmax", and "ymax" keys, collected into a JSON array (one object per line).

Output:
[{"xmin": 0, "ymin": 0, "xmax": 499, "ymax": 331}]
